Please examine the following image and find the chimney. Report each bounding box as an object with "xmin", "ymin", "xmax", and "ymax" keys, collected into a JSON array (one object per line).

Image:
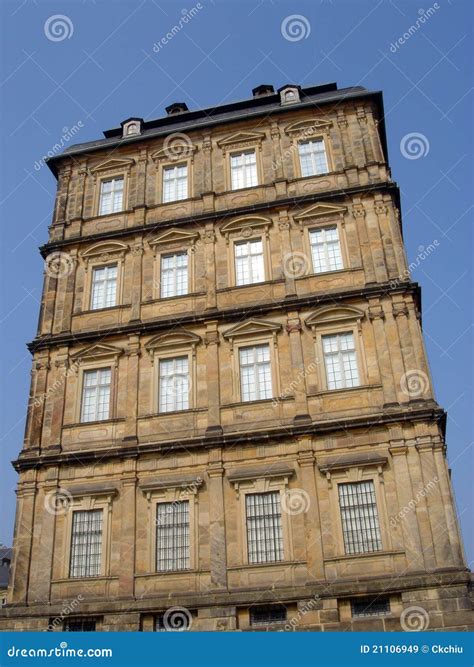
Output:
[
  {"xmin": 252, "ymin": 84, "xmax": 274, "ymax": 98},
  {"xmin": 165, "ymin": 102, "xmax": 189, "ymax": 115}
]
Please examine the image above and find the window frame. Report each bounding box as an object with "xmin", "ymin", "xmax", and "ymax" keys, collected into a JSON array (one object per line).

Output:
[
  {"xmin": 245, "ymin": 490, "xmax": 284, "ymax": 564},
  {"xmin": 97, "ymin": 175, "xmax": 126, "ymax": 216},
  {"xmin": 148, "ymin": 346, "xmax": 197, "ymax": 416},
  {"xmin": 297, "ymin": 137, "xmax": 330, "ymax": 177},
  {"xmin": 90, "ymin": 263, "xmax": 119, "ymax": 311},
  {"xmin": 158, "ymin": 250, "xmax": 190, "ymax": 299},
  {"xmin": 155, "ymin": 499, "xmax": 191, "ymax": 572},
  {"xmin": 308, "ymin": 224, "xmax": 344, "ymax": 275},
  {"xmin": 322, "ymin": 331, "xmax": 361, "ymax": 391},
  {"xmin": 229, "ymin": 148, "xmax": 259, "ymax": 191},
  {"xmin": 238, "ymin": 342, "xmax": 274, "ymax": 403},
  {"xmin": 79, "ymin": 367, "xmax": 113, "ymax": 423},
  {"xmin": 157, "ymin": 156, "xmax": 194, "ymax": 204},
  {"xmin": 157, "ymin": 354, "xmax": 191, "ymax": 414},
  {"xmin": 75, "ymin": 360, "xmax": 118, "ymax": 425},
  {"xmin": 233, "ymin": 237, "xmax": 266, "ymax": 287},
  {"xmin": 337, "ymin": 480, "xmax": 383, "ymax": 555},
  {"xmin": 161, "ymin": 162, "xmax": 189, "ymax": 203}
]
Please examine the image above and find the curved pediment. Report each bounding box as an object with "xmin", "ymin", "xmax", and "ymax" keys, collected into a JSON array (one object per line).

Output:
[
  {"xmin": 220, "ymin": 215, "xmax": 273, "ymax": 236},
  {"xmin": 305, "ymin": 305, "xmax": 365, "ymax": 328},
  {"xmin": 217, "ymin": 131, "xmax": 265, "ymax": 150},
  {"xmin": 145, "ymin": 330, "xmax": 201, "ymax": 354},
  {"xmin": 223, "ymin": 318, "xmax": 282, "ymax": 340},
  {"xmin": 294, "ymin": 202, "xmax": 347, "ymax": 221},
  {"xmin": 148, "ymin": 228, "xmax": 199, "ymax": 248},
  {"xmin": 284, "ymin": 119, "xmax": 332, "ymax": 135},
  {"xmin": 71, "ymin": 343, "xmax": 124, "ymax": 362},
  {"xmin": 90, "ymin": 158, "xmax": 135, "ymax": 174},
  {"xmin": 81, "ymin": 240, "xmax": 129, "ymax": 259},
  {"xmin": 151, "ymin": 143, "xmax": 197, "ymax": 162}
]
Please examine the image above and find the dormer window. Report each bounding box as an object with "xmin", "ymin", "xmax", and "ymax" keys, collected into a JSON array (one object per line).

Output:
[
  {"xmin": 126, "ymin": 123, "xmax": 138, "ymax": 136},
  {"xmin": 279, "ymin": 85, "xmax": 301, "ymax": 105},
  {"xmin": 121, "ymin": 118, "xmax": 143, "ymax": 138}
]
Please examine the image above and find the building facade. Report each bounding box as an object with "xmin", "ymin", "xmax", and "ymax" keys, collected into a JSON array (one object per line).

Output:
[{"xmin": 1, "ymin": 82, "xmax": 472, "ymax": 632}]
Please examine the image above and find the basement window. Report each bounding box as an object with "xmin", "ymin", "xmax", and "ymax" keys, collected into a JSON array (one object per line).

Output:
[
  {"xmin": 64, "ymin": 617, "xmax": 98, "ymax": 631},
  {"xmin": 351, "ymin": 597, "xmax": 390, "ymax": 618},
  {"xmin": 249, "ymin": 604, "xmax": 287, "ymax": 626}
]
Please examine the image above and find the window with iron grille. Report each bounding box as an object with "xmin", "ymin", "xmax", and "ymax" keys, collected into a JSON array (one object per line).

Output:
[
  {"xmin": 156, "ymin": 501, "xmax": 190, "ymax": 572},
  {"xmin": 249, "ymin": 604, "xmax": 287, "ymax": 626},
  {"xmin": 245, "ymin": 492, "xmax": 284, "ymax": 564},
  {"xmin": 155, "ymin": 611, "xmax": 191, "ymax": 631},
  {"xmin": 338, "ymin": 481, "xmax": 382, "ymax": 555},
  {"xmin": 90, "ymin": 264, "xmax": 118, "ymax": 310},
  {"xmin": 99, "ymin": 177, "xmax": 124, "ymax": 215},
  {"xmin": 64, "ymin": 617, "xmax": 98, "ymax": 631},
  {"xmin": 80, "ymin": 368, "xmax": 111, "ymax": 423},
  {"xmin": 160, "ymin": 252, "xmax": 188, "ymax": 298},
  {"xmin": 158, "ymin": 356, "xmax": 189, "ymax": 413},
  {"xmin": 69, "ymin": 510, "xmax": 103, "ymax": 578},
  {"xmin": 163, "ymin": 164, "xmax": 188, "ymax": 203},
  {"xmin": 230, "ymin": 150, "xmax": 258, "ymax": 190},
  {"xmin": 234, "ymin": 239, "xmax": 265, "ymax": 286},
  {"xmin": 351, "ymin": 597, "xmax": 390, "ymax": 618},
  {"xmin": 322, "ymin": 332, "xmax": 360, "ymax": 390},
  {"xmin": 239, "ymin": 344, "xmax": 272, "ymax": 403},
  {"xmin": 309, "ymin": 226, "xmax": 343, "ymax": 274},
  {"xmin": 298, "ymin": 139, "xmax": 329, "ymax": 176}
]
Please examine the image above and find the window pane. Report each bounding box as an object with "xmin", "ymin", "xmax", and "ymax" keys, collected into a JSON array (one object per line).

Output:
[
  {"xmin": 310, "ymin": 226, "xmax": 343, "ymax": 274},
  {"xmin": 69, "ymin": 510, "xmax": 103, "ymax": 578},
  {"xmin": 163, "ymin": 164, "xmax": 188, "ymax": 203},
  {"xmin": 160, "ymin": 253, "xmax": 188, "ymax": 298},
  {"xmin": 246, "ymin": 492, "xmax": 283, "ymax": 563},
  {"xmin": 158, "ymin": 356, "xmax": 189, "ymax": 412},
  {"xmin": 234, "ymin": 239, "xmax": 264, "ymax": 286},
  {"xmin": 230, "ymin": 150, "xmax": 258, "ymax": 190},
  {"xmin": 322, "ymin": 332, "xmax": 359, "ymax": 390},
  {"xmin": 99, "ymin": 177, "xmax": 124, "ymax": 215},
  {"xmin": 91, "ymin": 265, "xmax": 118, "ymax": 310},
  {"xmin": 338, "ymin": 481, "xmax": 382, "ymax": 555},
  {"xmin": 239, "ymin": 344, "xmax": 272, "ymax": 402},
  {"xmin": 81, "ymin": 368, "xmax": 111, "ymax": 422},
  {"xmin": 298, "ymin": 140, "xmax": 329, "ymax": 177},
  {"xmin": 156, "ymin": 501, "xmax": 190, "ymax": 571}
]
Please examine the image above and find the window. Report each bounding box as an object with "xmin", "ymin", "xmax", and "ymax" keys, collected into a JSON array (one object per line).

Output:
[
  {"xmin": 298, "ymin": 139, "xmax": 329, "ymax": 177},
  {"xmin": 80, "ymin": 368, "xmax": 111, "ymax": 423},
  {"xmin": 351, "ymin": 597, "xmax": 390, "ymax": 618},
  {"xmin": 246, "ymin": 491, "xmax": 283, "ymax": 564},
  {"xmin": 249, "ymin": 604, "xmax": 287, "ymax": 626},
  {"xmin": 155, "ymin": 612, "xmax": 191, "ymax": 632},
  {"xmin": 69, "ymin": 510, "xmax": 103, "ymax": 578},
  {"xmin": 322, "ymin": 332, "xmax": 360, "ymax": 390},
  {"xmin": 338, "ymin": 481, "xmax": 382, "ymax": 555},
  {"xmin": 160, "ymin": 252, "xmax": 188, "ymax": 298},
  {"xmin": 64, "ymin": 617, "xmax": 98, "ymax": 631},
  {"xmin": 230, "ymin": 150, "xmax": 258, "ymax": 190},
  {"xmin": 309, "ymin": 226, "xmax": 343, "ymax": 274},
  {"xmin": 234, "ymin": 239, "xmax": 265, "ymax": 286},
  {"xmin": 158, "ymin": 356, "xmax": 189, "ymax": 412},
  {"xmin": 99, "ymin": 177, "xmax": 124, "ymax": 215},
  {"xmin": 156, "ymin": 501, "xmax": 190, "ymax": 571},
  {"xmin": 90, "ymin": 265, "xmax": 118, "ymax": 310},
  {"xmin": 163, "ymin": 164, "xmax": 188, "ymax": 202},
  {"xmin": 239, "ymin": 344, "xmax": 272, "ymax": 402}
]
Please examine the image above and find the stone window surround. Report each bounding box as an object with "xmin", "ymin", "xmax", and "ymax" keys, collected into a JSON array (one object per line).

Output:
[
  {"xmin": 220, "ymin": 216, "xmax": 273, "ymax": 289},
  {"xmin": 60, "ymin": 484, "xmax": 118, "ymax": 580},
  {"xmin": 89, "ymin": 159, "xmax": 134, "ymax": 218},
  {"xmin": 227, "ymin": 464, "xmax": 295, "ymax": 566},
  {"xmin": 222, "ymin": 319, "xmax": 282, "ymax": 405},
  {"xmin": 145, "ymin": 331, "xmax": 201, "ymax": 415},
  {"xmin": 79, "ymin": 241, "xmax": 129, "ymax": 313},
  {"xmin": 150, "ymin": 143, "xmax": 198, "ymax": 205},
  {"xmin": 148, "ymin": 229, "xmax": 199, "ymax": 301},
  {"xmin": 317, "ymin": 453, "xmax": 390, "ymax": 558},
  {"xmin": 294, "ymin": 206, "xmax": 350, "ymax": 278},
  {"xmin": 139, "ymin": 474, "xmax": 203, "ymax": 574},
  {"xmin": 284, "ymin": 119, "xmax": 334, "ymax": 181},
  {"xmin": 305, "ymin": 306, "xmax": 368, "ymax": 393},
  {"xmin": 217, "ymin": 131, "xmax": 266, "ymax": 193}
]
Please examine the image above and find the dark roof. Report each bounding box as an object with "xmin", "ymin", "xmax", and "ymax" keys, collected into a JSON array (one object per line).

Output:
[
  {"xmin": 46, "ymin": 82, "xmax": 387, "ymax": 176},
  {"xmin": 0, "ymin": 546, "xmax": 12, "ymax": 588}
]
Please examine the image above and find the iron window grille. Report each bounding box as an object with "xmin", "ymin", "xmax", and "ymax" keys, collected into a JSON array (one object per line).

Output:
[
  {"xmin": 309, "ymin": 226, "xmax": 343, "ymax": 274},
  {"xmin": 156, "ymin": 501, "xmax": 190, "ymax": 571},
  {"xmin": 69, "ymin": 510, "xmax": 103, "ymax": 578},
  {"xmin": 64, "ymin": 617, "xmax": 98, "ymax": 631},
  {"xmin": 249, "ymin": 604, "xmax": 287, "ymax": 626},
  {"xmin": 245, "ymin": 491, "xmax": 284, "ymax": 564},
  {"xmin": 351, "ymin": 597, "xmax": 390, "ymax": 618},
  {"xmin": 155, "ymin": 612, "xmax": 191, "ymax": 631},
  {"xmin": 338, "ymin": 481, "xmax": 382, "ymax": 555}
]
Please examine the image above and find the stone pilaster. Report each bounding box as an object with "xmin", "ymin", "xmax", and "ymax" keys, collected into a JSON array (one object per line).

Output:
[
  {"xmin": 129, "ymin": 242, "xmax": 143, "ymax": 322},
  {"xmin": 204, "ymin": 321, "xmax": 221, "ymax": 435},
  {"xmin": 207, "ymin": 451, "xmax": 227, "ymax": 590},
  {"xmin": 297, "ymin": 440, "xmax": 325, "ymax": 580},
  {"xmin": 285, "ymin": 313, "xmax": 310, "ymax": 423},
  {"xmin": 118, "ymin": 461, "xmax": 137, "ymax": 597}
]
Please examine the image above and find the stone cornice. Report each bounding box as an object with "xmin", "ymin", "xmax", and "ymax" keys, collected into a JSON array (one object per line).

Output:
[
  {"xmin": 39, "ymin": 182, "xmax": 401, "ymax": 258},
  {"xmin": 12, "ymin": 403, "xmax": 446, "ymax": 472},
  {"xmin": 27, "ymin": 280, "xmax": 420, "ymax": 353}
]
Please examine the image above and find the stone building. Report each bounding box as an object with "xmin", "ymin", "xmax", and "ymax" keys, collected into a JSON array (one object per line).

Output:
[{"xmin": 1, "ymin": 82, "xmax": 472, "ymax": 631}]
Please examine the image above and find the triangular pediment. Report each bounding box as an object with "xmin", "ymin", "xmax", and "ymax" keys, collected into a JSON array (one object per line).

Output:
[
  {"xmin": 220, "ymin": 215, "xmax": 272, "ymax": 235},
  {"xmin": 148, "ymin": 228, "xmax": 199, "ymax": 247},
  {"xmin": 81, "ymin": 240, "xmax": 129, "ymax": 258},
  {"xmin": 217, "ymin": 131, "xmax": 265, "ymax": 148},
  {"xmin": 284, "ymin": 119, "xmax": 333, "ymax": 135},
  {"xmin": 146, "ymin": 330, "xmax": 201, "ymax": 353},
  {"xmin": 71, "ymin": 343, "xmax": 124, "ymax": 362},
  {"xmin": 223, "ymin": 319, "xmax": 282, "ymax": 340},
  {"xmin": 305, "ymin": 306, "xmax": 365, "ymax": 328},
  {"xmin": 151, "ymin": 143, "xmax": 197, "ymax": 161},
  {"xmin": 90, "ymin": 158, "xmax": 135, "ymax": 174},
  {"xmin": 294, "ymin": 202, "xmax": 347, "ymax": 221}
]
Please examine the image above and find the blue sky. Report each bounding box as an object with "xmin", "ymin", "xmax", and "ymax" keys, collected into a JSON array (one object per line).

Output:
[{"xmin": 0, "ymin": 0, "xmax": 472, "ymax": 565}]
